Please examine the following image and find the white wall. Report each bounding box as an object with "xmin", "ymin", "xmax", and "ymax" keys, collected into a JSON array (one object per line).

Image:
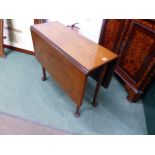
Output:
[
  {"xmin": 3, "ymin": 19, "xmax": 34, "ymax": 51},
  {"xmin": 48, "ymin": 18, "xmax": 102, "ymax": 43},
  {"xmin": 3, "ymin": 19, "xmax": 103, "ymax": 52}
]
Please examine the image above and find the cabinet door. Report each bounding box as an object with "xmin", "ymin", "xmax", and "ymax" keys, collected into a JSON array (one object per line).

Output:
[
  {"xmin": 115, "ymin": 20, "xmax": 155, "ymax": 101},
  {"xmin": 99, "ymin": 19, "xmax": 127, "ymax": 54},
  {"xmin": 117, "ymin": 20, "xmax": 155, "ymax": 83}
]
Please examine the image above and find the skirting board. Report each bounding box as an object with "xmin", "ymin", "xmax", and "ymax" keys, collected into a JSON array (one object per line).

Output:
[{"xmin": 4, "ymin": 44, "xmax": 35, "ymax": 56}]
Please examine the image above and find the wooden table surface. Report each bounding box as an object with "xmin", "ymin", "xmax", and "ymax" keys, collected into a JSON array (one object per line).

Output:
[{"xmin": 32, "ymin": 22, "xmax": 117, "ymax": 74}]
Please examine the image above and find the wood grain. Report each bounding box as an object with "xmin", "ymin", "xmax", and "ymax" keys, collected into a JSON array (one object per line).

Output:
[
  {"xmin": 99, "ymin": 19, "xmax": 127, "ymax": 54},
  {"xmin": 31, "ymin": 22, "xmax": 117, "ymax": 74},
  {"xmin": 100, "ymin": 19, "xmax": 155, "ymax": 102},
  {"xmin": 31, "ymin": 30, "xmax": 87, "ymax": 106},
  {"xmin": 31, "ymin": 21, "xmax": 118, "ymax": 112}
]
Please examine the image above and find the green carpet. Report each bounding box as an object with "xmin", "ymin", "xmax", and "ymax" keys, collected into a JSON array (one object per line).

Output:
[
  {"xmin": 0, "ymin": 49, "xmax": 147, "ymax": 134},
  {"xmin": 143, "ymin": 80, "xmax": 155, "ymax": 135}
]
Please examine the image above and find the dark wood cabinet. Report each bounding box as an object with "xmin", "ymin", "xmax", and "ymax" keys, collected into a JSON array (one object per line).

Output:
[
  {"xmin": 99, "ymin": 19, "xmax": 155, "ymax": 102},
  {"xmin": 99, "ymin": 19, "xmax": 127, "ymax": 54}
]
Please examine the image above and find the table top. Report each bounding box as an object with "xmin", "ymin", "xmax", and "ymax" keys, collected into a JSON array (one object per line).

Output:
[{"xmin": 31, "ymin": 22, "xmax": 117, "ymax": 73}]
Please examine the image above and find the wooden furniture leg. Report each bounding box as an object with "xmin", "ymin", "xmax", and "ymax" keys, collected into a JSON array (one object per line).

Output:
[
  {"xmin": 41, "ymin": 66, "xmax": 47, "ymax": 81},
  {"xmin": 92, "ymin": 65, "xmax": 108, "ymax": 107},
  {"xmin": 74, "ymin": 106, "xmax": 81, "ymax": 118}
]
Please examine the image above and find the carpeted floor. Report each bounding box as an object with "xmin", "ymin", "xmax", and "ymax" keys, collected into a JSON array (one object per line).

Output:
[
  {"xmin": 0, "ymin": 112, "xmax": 70, "ymax": 135},
  {"xmin": 0, "ymin": 49, "xmax": 147, "ymax": 134}
]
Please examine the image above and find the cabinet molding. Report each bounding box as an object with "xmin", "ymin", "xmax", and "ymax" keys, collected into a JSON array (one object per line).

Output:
[{"xmin": 99, "ymin": 19, "xmax": 155, "ymax": 102}]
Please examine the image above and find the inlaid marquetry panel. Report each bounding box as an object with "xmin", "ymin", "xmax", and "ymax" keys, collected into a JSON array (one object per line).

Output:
[
  {"xmin": 99, "ymin": 19, "xmax": 155, "ymax": 101},
  {"xmin": 119, "ymin": 22, "xmax": 155, "ymax": 83},
  {"xmin": 99, "ymin": 19, "xmax": 126, "ymax": 54}
]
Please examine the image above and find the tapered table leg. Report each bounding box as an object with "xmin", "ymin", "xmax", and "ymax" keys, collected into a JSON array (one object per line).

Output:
[
  {"xmin": 92, "ymin": 65, "xmax": 107, "ymax": 107},
  {"xmin": 42, "ymin": 66, "xmax": 47, "ymax": 81}
]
